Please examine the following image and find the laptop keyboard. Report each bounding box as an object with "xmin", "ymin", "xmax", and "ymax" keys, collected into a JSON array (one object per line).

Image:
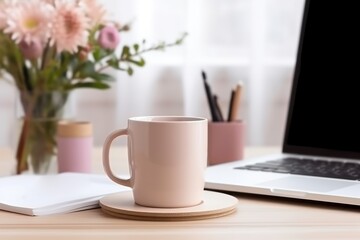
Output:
[{"xmin": 235, "ymin": 157, "xmax": 360, "ymax": 180}]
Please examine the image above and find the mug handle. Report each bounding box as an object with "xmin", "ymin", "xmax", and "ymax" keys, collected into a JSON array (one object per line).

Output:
[{"xmin": 102, "ymin": 129, "xmax": 133, "ymax": 187}]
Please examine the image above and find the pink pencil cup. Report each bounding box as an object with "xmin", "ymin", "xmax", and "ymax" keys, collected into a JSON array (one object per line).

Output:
[
  {"xmin": 208, "ymin": 121, "xmax": 245, "ymax": 166},
  {"xmin": 57, "ymin": 121, "xmax": 93, "ymax": 173}
]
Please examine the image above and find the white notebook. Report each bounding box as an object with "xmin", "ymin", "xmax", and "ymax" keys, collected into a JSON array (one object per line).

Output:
[{"xmin": 0, "ymin": 173, "xmax": 129, "ymax": 216}]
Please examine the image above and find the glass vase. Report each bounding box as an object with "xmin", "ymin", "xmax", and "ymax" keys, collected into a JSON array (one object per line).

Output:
[{"xmin": 15, "ymin": 90, "xmax": 72, "ymax": 174}]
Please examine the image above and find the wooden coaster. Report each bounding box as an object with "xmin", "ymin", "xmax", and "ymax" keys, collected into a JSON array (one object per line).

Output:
[{"xmin": 100, "ymin": 190, "xmax": 238, "ymax": 221}]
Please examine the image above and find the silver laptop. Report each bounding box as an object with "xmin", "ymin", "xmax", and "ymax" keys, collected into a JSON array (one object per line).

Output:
[{"xmin": 205, "ymin": 0, "xmax": 360, "ymax": 206}]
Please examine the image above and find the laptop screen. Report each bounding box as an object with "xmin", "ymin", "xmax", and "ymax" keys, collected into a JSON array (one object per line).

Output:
[{"xmin": 283, "ymin": 0, "xmax": 360, "ymax": 159}]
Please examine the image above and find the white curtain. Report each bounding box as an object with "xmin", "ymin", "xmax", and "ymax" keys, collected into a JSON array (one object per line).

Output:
[{"xmin": 0, "ymin": 0, "xmax": 305, "ymax": 147}]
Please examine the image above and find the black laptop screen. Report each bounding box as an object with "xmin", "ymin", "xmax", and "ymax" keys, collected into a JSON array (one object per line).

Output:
[{"xmin": 283, "ymin": 0, "xmax": 360, "ymax": 159}]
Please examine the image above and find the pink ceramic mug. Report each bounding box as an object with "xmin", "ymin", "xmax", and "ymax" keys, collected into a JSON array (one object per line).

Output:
[{"xmin": 102, "ymin": 116, "xmax": 208, "ymax": 208}]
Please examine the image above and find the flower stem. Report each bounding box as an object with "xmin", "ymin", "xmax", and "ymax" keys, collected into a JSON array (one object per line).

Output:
[
  {"xmin": 15, "ymin": 118, "xmax": 30, "ymax": 174},
  {"xmin": 15, "ymin": 90, "xmax": 40, "ymax": 174}
]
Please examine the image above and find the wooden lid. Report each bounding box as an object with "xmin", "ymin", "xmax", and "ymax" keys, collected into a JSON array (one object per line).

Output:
[{"xmin": 57, "ymin": 121, "xmax": 92, "ymax": 137}]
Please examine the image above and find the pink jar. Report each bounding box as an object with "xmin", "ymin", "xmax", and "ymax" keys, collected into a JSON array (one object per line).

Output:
[{"xmin": 57, "ymin": 121, "xmax": 93, "ymax": 173}]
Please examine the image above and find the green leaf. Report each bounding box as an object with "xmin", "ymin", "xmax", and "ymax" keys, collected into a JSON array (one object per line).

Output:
[
  {"xmin": 133, "ymin": 44, "xmax": 139, "ymax": 52},
  {"xmin": 71, "ymin": 82, "xmax": 110, "ymax": 89},
  {"xmin": 93, "ymin": 47, "xmax": 109, "ymax": 62},
  {"xmin": 89, "ymin": 72, "xmax": 114, "ymax": 82},
  {"xmin": 128, "ymin": 58, "xmax": 145, "ymax": 67},
  {"xmin": 74, "ymin": 61, "xmax": 96, "ymax": 78},
  {"xmin": 175, "ymin": 32, "xmax": 188, "ymax": 44},
  {"xmin": 106, "ymin": 58, "xmax": 120, "ymax": 69},
  {"xmin": 121, "ymin": 46, "xmax": 130, "ymax": 59},
  {"xmin": 127, "ymin": 67, "xmax": 133, "ymax": 76}
]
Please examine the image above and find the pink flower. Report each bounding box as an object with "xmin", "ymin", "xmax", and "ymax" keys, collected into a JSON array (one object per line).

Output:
[
  {"xmin": 98, "ymin": 25, "xmax": 120, "ymax": 50},
  {"xmin": 3, "ymin": 0, "xmax": 53, "ymax": 44},
  {"xmin": 80, "ymin": 0, "xmax": 107, "ymax": 27},
  {"xmin": 0, "ymin": 2, "xmax": 7, "ymax": 30},
  {"xmin": 50, "ymin": 0, "xmax": 89, "ymax": 53},
  {"xmin": 78, "ymin": 45, "xmax": 91, "ymax": 61},
  {"xmin": 19, "ymin": 39, "xmax": 43, "ymax": 60},
  {"xmin": 40, "ymin": 0, "xmax": 55, "ymax": 5}
]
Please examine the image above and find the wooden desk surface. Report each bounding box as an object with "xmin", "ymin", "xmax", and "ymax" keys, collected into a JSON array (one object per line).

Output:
[{"xmin": 1, "ymin": 147, "xmax": 360, "ymax": 240}]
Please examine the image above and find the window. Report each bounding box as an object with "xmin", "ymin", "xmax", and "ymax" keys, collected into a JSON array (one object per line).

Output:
[{"xmin": 0, "ymin": 0, "xmax": 305, "ymax": 146}]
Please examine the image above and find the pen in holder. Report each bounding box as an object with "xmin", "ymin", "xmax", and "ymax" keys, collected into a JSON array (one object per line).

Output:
[
  {"xmin": 208, "ymin": 120, "xmax": 245, "ymax": 166},
  {"xmin": 201, "ymin": 70, "xmax": 245, "ymax": 165}
]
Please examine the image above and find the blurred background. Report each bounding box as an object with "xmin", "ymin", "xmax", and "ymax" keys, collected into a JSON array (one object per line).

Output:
[{"xmin": 0, "ymin": 0, "xmax": 305, "ymax": 147}]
